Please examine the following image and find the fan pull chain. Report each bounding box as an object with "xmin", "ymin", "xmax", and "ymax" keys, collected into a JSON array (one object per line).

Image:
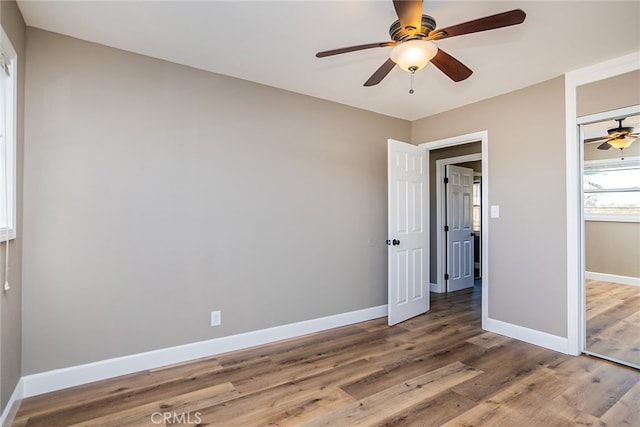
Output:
[{"xmin": 409, "ymin": 66, "xmax": 417, "ymax": 95}]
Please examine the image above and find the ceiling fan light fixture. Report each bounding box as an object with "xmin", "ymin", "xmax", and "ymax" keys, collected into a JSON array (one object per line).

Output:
[
  {"xmin": 390, "ymin": 40, "xmax": 438, "ymax": 72},
  {"xmin": 609, "ymin": 135, "xmax": 636, "ymax": 150}
]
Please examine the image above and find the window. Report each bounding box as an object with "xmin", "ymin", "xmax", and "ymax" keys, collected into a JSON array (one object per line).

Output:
[
  {"xmin": 583, "ymin": 158, "xmax": 640, "ymax": 222},
  {"xmin": 472, "ymin": 178, "xmax": 481, "ymax": 232},
  {"xmin": 0, "ymin": 27, "xmax": 16, "ymax": 242}
]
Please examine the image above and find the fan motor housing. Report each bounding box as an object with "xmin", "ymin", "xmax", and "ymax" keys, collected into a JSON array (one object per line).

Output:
[
  {"xmin": 389, "ymin": 15, "xmax": 437, "ymax": 41},
  {"xmin": 609, "ymin": 126, "xmax": 634, "ymax": 136}
]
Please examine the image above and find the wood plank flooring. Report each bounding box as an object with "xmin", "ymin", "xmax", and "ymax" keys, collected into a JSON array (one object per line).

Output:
[
  {"xmin": 586, "ymin": 279, "xmax": 640, "ymax": 367},
  {"xmin": 14, "ymin": 285, "xmax": 640, "ymax": 426}
]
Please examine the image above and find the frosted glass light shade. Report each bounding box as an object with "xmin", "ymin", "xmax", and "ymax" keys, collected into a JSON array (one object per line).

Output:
[
  {"xmin": 390, "ymin": 40, "xmax": 438, "ymax": 72},
  {"xmin": 609, "ymin": 136, "xmax": 636, "ymax": 149}
]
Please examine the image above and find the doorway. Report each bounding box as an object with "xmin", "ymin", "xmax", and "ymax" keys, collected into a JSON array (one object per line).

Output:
[
  {"xmin": 434, "ymin": 153, "xmax": 482, "ymax": 293},
  {"xmin": 564, "ymin": 52, "xmax": 639, "ymax": 356},
  {"xmin": 419, "ymin": 131, "xmax": 489, "ymax": 329},
  {"xmin": 578, "ymin": 107, "xmax": 640, "ymax": 369}
]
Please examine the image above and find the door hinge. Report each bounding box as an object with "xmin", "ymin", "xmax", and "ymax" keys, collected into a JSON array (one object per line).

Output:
[
  {"xmin": 444, "ymin": 225, "xmax": 449, "ymax": 232},
  {"xmin": 444, "ymin": 273, "xmax": 450, "ymax": 280},
  {"xmin": 444, "ymin": 177, "xmax": 449, "ymax": 184}
]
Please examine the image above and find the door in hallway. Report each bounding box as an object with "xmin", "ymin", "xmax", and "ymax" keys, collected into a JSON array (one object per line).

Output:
[{"xmin": 446, "ymin": 164, "xmax": 474, "ymax": 292}]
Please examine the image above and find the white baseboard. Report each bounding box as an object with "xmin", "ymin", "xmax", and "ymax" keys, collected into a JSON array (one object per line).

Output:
[
  {"xmin": 0, "ymin": 378, "xmax": 23, "ymax": 427},
  {"xmin": 20, "ymin": 304, "xmax": 387, "ymax": 399},
  {"xmin": 430, "ymin": 282, "xmax": 444, "ymax": 293},
  {"xmin": 586, "ymin": 271, "xmax": 640, "ymax": 287},
  {"xmin": 484, "ymin": 317, "xmax": 573, "ymax": 355}
]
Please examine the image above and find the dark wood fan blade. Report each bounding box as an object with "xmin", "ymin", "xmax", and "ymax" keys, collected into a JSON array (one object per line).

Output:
[
  {"xmin": 364, "ymin": 58, "xmax": 396, "ymax": 87},
  {"xmin": 316, "ymin": 41, "xmax": 397, "ymax": 58},
  {"xmin": 583, "ymin": 136, "xmax": 608, "ymax": 143},
  {"xmin": 597, "ymin": 141, "xmax": 612, "ymax": 150},
  {"xmin": 429, "ymin": 9, "xmax": 526, "ymax": 39},
  {"xmin": 430, "ymin": 49, "xmax": 472, "ymax": 82},
  {"xmin": 393, "ymin": 0, "xmax": 424, "ymax": 36}
]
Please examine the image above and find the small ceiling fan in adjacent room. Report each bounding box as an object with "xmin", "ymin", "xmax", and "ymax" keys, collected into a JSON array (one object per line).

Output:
[
  {"xmin": 584, "ymin": 118, "xmax": 639, "ymax": 160},
  {"xmin": 315, "ymin": 0, "xmax": 526, "ymax": 92}
]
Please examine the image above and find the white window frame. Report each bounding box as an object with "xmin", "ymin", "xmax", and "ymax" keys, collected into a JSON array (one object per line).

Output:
[
  {"xmin": 0, "ymin": 26, "xmax": 17, "ymax": 242},
  {"xmin": 583, "ymin": 156, "xmax": 640, "ymax": 223}
]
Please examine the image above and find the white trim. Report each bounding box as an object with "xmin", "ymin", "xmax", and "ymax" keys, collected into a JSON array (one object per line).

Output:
[
  {"xmin": 484, "ymin": 318, "xmax": 571, "ymax": 355},
  {"xmin": 578, "ymin": 105, "xmax": 640, "ymax": 126},
  {"xmin": 419, "ymin": 130, "xmax": 489, "ymax": 330},
  {"xmin": 0, "ymin": 26, "xmax": 17, "ymax": 243},
  {"xmin": 19, "ymin": 305, "xmax": 387, "ymax": 399},
  {"xmin": 435, "ymin": 153, "xmax": 482, "ymax": 293},
  {"xmin": 565, "ymin": 51, "xmax": 640, "ymax": 357},
  {"xmin": 0, "ymin": 378, "xmax": 23, "ymax": 427},
  {"xmin": 582, "ymin": 156, "xmax": 640, "ymax": 167},
  {"xmin": 586, "ymin": 271, "xmax": 640, "ymax": 287},
  {"xmin": 585, "ymin": 217, "xmax": 640, "ymax": 223},
  {"xmin": 429, "ymin": 282, "xmax": 443, "ymax": 293}
]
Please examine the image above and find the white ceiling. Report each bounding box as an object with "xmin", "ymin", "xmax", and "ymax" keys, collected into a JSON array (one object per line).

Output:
[{"xmin": 16, "ymin": 0, "xmax": 640, "ymax": 121}]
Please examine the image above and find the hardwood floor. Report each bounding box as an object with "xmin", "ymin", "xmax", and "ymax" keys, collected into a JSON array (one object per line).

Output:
[
  {"xmin": 586, "ymin": 279, "xmax": 640, "ymax": 367},
  {"xmin": 14, "ymin": 285, "xmax": 640, "ymax": 426}
]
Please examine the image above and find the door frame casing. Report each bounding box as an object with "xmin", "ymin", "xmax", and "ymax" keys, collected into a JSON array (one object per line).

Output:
[
  {"xmin": 419, "ymin": 131, "xmax": 489, "ymax": 329},
  {"xmin": 434, "ymin": 153, "xmax": 482, "ymax": 293}
]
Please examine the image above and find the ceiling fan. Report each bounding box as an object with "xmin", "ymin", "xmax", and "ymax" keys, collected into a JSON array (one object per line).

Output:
[
  {"xmin": 316, "ymin": 0, "xmax": 526, "ymax": 88},
  {"xmin": 584, "ymin": 118, "xmax": 638, "ymax": 159}
]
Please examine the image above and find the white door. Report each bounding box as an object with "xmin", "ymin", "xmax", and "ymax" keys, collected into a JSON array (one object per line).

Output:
[
  {"xmin": 445, "ymin": 164, "xmax": 474, "ymax": 292},
  {"xmin": 387, "ymin": 139, "xmax": 429, "ymax": 326}
]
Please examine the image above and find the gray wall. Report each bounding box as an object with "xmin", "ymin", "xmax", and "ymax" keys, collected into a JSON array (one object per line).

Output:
[
  {"xmin": 585, "ymin": 221, "xmax": 640, "ymax": 278},
  {"xmin": 579, "ymin": 70, "xmax": 640, "ymax": 280},
  {"xmin": 412, "ymin": 77, "xmax": 568, "ymax": 338},
  {"xmin": 0, "ymin": 0, "xmax": 24, "ymax": 411},
  {"xmin": 577, "ymin": 70, "xmax": 640, "ymax": 117},
  {"xmin": 22, "ymin": 28, "xmax": 410, "ymax": 374}
]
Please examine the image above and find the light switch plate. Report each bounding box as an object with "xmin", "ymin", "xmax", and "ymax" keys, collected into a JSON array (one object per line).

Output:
[
  {"xmin": 211, "ymin": 310, "xmax": 221, "ymax": 326},
  {"xmin": 491, "ymin": 205, "xmax": 500, "ymax": 218}
]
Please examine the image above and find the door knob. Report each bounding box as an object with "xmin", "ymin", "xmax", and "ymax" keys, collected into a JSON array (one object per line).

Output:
[{"xmin": 392, "ymin": 239, "xmax": 400, "ymax": 246}]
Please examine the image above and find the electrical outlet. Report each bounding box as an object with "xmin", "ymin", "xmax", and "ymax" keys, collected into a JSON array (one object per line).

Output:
[{"xmin": 211, "ymin": 310, "xmax": 221, "ymax": 327}]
